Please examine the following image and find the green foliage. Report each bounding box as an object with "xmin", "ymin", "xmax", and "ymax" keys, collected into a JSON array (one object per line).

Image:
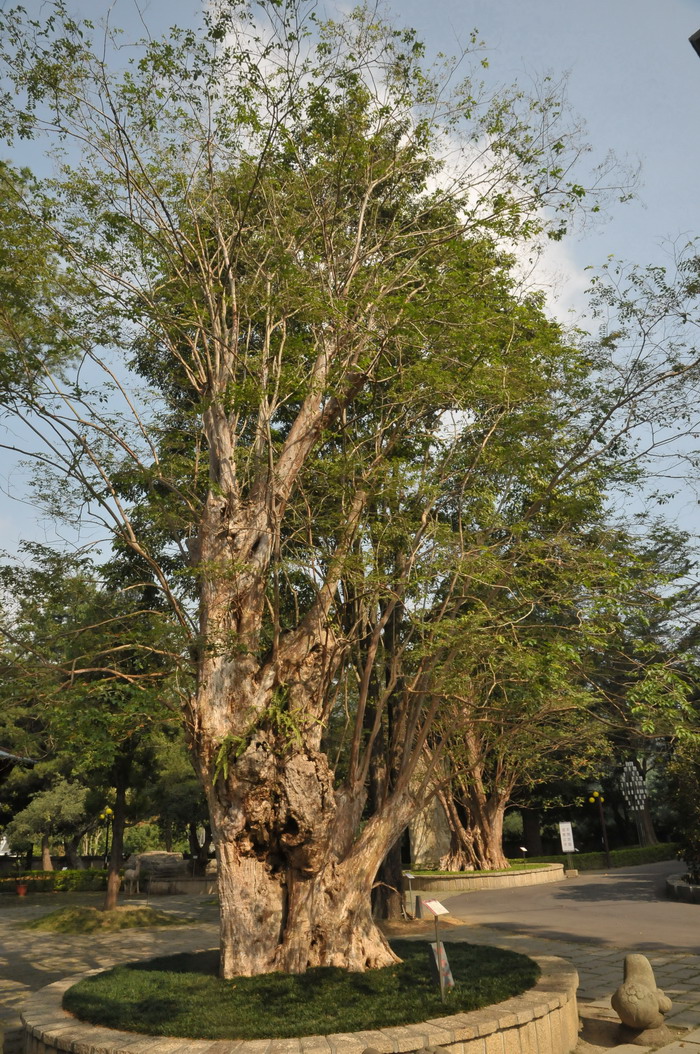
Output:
[
  {"xmin": 131, "ymin": 732, "xmax": 208, "ymax": 851},
  {"xmin": 123, "ymin": 822, "xmax": 171, "ymax": 856},
  {"xmin": 668, "ymin": 743, "xmax": 700, "ymax": 883},
  {"xmin": 63, "ymin": 941, "xmax": 539, "ymax": 1038}
]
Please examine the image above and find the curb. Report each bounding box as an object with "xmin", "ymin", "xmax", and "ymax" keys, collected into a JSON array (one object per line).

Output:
[
  {"xmin": 666, "ymin": 874, "xmax": 700, "ymax": 904},
  {"xmin": 21, "ymin": 956, "xmax": 578, "ymax": 1054}
]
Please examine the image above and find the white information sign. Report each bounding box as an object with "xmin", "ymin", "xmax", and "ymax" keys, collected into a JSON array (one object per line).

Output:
[
  {"xmin": 422, "ymin": 898, "xmax": 449, "ymax": 916},
  {"xmin": 403, "ymin": 871, "xmax": 415, "ymax": 880},
  {"xmin": 558, "ymin": 821, "xmax": 575, "ymax": 854}
]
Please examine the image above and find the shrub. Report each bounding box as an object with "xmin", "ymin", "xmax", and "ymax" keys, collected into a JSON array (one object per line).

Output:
[
  {"xmin": 520, "ymin": 842, "xmax": 678, "ymax": 871},
  {"xmin": 0, "ymin": 869, "xmax": 108, "ymax": 893}
]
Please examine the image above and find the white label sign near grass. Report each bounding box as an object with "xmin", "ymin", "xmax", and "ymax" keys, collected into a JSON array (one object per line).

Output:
[{"xmin": 422, "ymin": 899, "xmax": 449, "ymax": 916}]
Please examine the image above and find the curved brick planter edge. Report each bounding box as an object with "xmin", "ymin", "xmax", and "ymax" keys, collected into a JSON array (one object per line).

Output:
[
  {"xmin": 416, "ymin": 864, "xmax": 565, "ymax": 893},
  {"xmin": 21, "ymin": 954, "xmax": 579, "ymax": 1054},
  {"xmin": 666, "ymin": 873, "xmax": 700, "ymax": 904}
]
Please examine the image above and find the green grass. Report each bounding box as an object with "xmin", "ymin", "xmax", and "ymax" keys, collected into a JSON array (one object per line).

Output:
[
  {"xmin": 412, "ymin": 861, "xmax": 545, "ymax": 876},
  {"xmin": 63, "ymin": 941, "xmax": 539, "ymax": 1039},
  {"xmin": 24, "ymin": 906, "xmax": 193, "ymax": 933}
]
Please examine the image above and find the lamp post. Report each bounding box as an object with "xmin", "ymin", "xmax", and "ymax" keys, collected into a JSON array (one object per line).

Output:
[
  {"xmin": 99, "ymin": 806, "xmax": 113, "ymax": 867},
  {"xmin": 588, "ymin": 790, "xmax": 611, "ymax": 868}
]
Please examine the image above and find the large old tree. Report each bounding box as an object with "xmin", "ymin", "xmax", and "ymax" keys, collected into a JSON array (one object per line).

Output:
[{"xmin": 1, "ymin": 0, "xmax": 699, "ymax": 975}]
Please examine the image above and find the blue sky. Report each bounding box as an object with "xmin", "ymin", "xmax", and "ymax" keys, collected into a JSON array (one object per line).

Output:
[{"xmin": 2, "ymin": 0, "xmax": 700, "ymax": 552}]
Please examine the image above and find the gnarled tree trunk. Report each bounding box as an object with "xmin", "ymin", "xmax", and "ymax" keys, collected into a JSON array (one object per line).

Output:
[
  {"xmin": 185, "ymin": 442, "xmax": 420, "ymax": 975},
  {"xmin": 103, "ymin": 756, "xmax": 131, "ymax": 911},
  {"xmin": 196, "ymin": 689, "xmax": 422, "ymax": 974},
  {"xmin": 372, "ymin": 837, "xmax": 405, "ymax": 921},
  {"xmin": 196, "ymin": 714, "xmax": 413, "ymax": 976},
  {"xmin": 437, "ymin": 772, "xmax": 511, "ymax": 872}
]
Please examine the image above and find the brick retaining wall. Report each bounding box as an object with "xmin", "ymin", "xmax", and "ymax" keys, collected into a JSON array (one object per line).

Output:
[{"xmin": 21, "ymin": 955, "xmax": 578, "ymax": 1054}]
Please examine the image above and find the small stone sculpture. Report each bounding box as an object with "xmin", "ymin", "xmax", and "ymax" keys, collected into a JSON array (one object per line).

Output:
[{"xmin": 611, "ymin": 953, "xmax": 673, "ymax": 1045}]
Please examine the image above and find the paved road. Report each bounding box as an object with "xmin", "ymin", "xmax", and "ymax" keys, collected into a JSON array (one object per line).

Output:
[
  {"xmin": 0, "ymin": 891, "xmax": 220, "ymax": 1054},
  {"xmin": 441, "ymin": 860, "xmax": 699, "ymax": 952},
  {"xmin": 417, "ymin": 860, "xmax": 700, "ymax": 1039}
]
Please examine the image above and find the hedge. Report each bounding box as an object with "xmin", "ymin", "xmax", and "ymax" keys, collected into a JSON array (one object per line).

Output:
[
  {"xmin": 0, "ymin": 869, "xmax": 108, "ymax": 893},
  {"xmin": 518, "ymin": 842, "xmax": 679, "ymax": 871}
]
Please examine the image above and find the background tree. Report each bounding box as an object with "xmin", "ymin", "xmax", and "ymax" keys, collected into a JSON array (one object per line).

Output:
[
  {"xmin": 0, "ymin": 544, "xmax": 180, "ymax": 905},
  {"xmin": 4, "ymin": 776, "xmax": 90, "ymax": 868}
]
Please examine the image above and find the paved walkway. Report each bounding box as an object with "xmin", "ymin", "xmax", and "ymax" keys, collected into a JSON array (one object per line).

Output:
[
  {"xmin": 0, "ymin": 892, "xmax": 220, "ymax": 1053},
  {"xmin": 2, "ymin": 863, "xmax": 700, "ymax": 1053},
  {"xmin": 427, "ymin": 861, "xmax": 700, "ymax": 1021}
]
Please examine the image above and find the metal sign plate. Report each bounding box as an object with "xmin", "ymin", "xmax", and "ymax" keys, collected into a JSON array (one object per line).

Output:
[{"xmin": 422, "ymin": 898, "xmax": 449, "ymax": 916}]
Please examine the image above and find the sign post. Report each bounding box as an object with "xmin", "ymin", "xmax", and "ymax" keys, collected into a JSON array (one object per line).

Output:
[
  {"xmin": 558, "ymin": 821, "xmax": 576, "ymax": 872},
  {"xmin": 422, "ymin": 899, "xmax": 453, "ymax": 1002},
  {"xmin": 403, "ymin": 871, "xmax": 415, "ymax": 918}
]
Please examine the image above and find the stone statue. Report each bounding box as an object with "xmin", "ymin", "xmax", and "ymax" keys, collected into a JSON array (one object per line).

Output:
[{"xmin": 611, "ymin": 953, "xmax": 673, "ymax": 1045}]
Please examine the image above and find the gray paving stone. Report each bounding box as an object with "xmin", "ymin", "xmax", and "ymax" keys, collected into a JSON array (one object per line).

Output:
[{"xmin": 666, "ymin": 1010, "xmax": 700, "ymax": 1027}]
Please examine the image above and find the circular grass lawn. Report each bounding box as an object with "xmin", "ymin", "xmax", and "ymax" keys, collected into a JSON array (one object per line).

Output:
[{"xmin": 63, "ymin": 940, "xmax": 540, "ymax": 1040}]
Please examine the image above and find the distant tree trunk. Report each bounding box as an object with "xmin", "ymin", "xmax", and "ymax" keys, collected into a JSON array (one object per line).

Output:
[
  {"xmin": 372, "ymin": 837, "xmax": 404, "ymax": 920},
  {"xmin": 640, "ymin": 803, "xmax": 659, "ymax": 846},
  {"xmin": 103, "ymin": 754, "xmax": 132, "ymax": 910},
  {"xmin": 437, "ymin": 787, "xmax": 478, "ymax": 870},
  {"xmin": 522, "ymin": 809, "xmax": 543, "ymax": 855},
  {"xmin": 40, "ymin": 833, "xmax": 53, "ymax": 871},
  {"xmin": 65, "ymin": 836, "xmax": 86, "ymax": 869},
  {"xmin": 437, "ymin": 775, "xmax": 511, "ymax": 871}
]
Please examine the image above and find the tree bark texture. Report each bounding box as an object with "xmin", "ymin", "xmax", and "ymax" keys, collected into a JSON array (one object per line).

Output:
[
  {"xmin": 194, "ymin": 719, "xmax": 413, "ymax": 976},
  {"xmin": 65, "ymin": 836, "xmax": 86, "ymax": 869},
  {"xmin": 103, "ymin": 760, "xmax": 130, "ymax": 911},
  {"xmin": 372, "ymin": 837, "xmax": 405, "ymax": 921},
  {"xmin": 437, "ymin": 776, "xmax": 511, "ymax": 871},
  {"xmin": 40, "ymin": 833, "xmax": 53, "ymax": 871},
  {"xmin": 640, "ymin": 803, "xmax": 659, "ymax": 846},
  {"xmin": 184, "ymin": 419, "xmax": 424, "ymax": 975}
]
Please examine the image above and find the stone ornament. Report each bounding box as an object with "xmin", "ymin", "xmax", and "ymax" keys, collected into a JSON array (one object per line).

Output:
[{"xmin": 611, "ymin": 953, "xmax": 673, "ymax": 1045}]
